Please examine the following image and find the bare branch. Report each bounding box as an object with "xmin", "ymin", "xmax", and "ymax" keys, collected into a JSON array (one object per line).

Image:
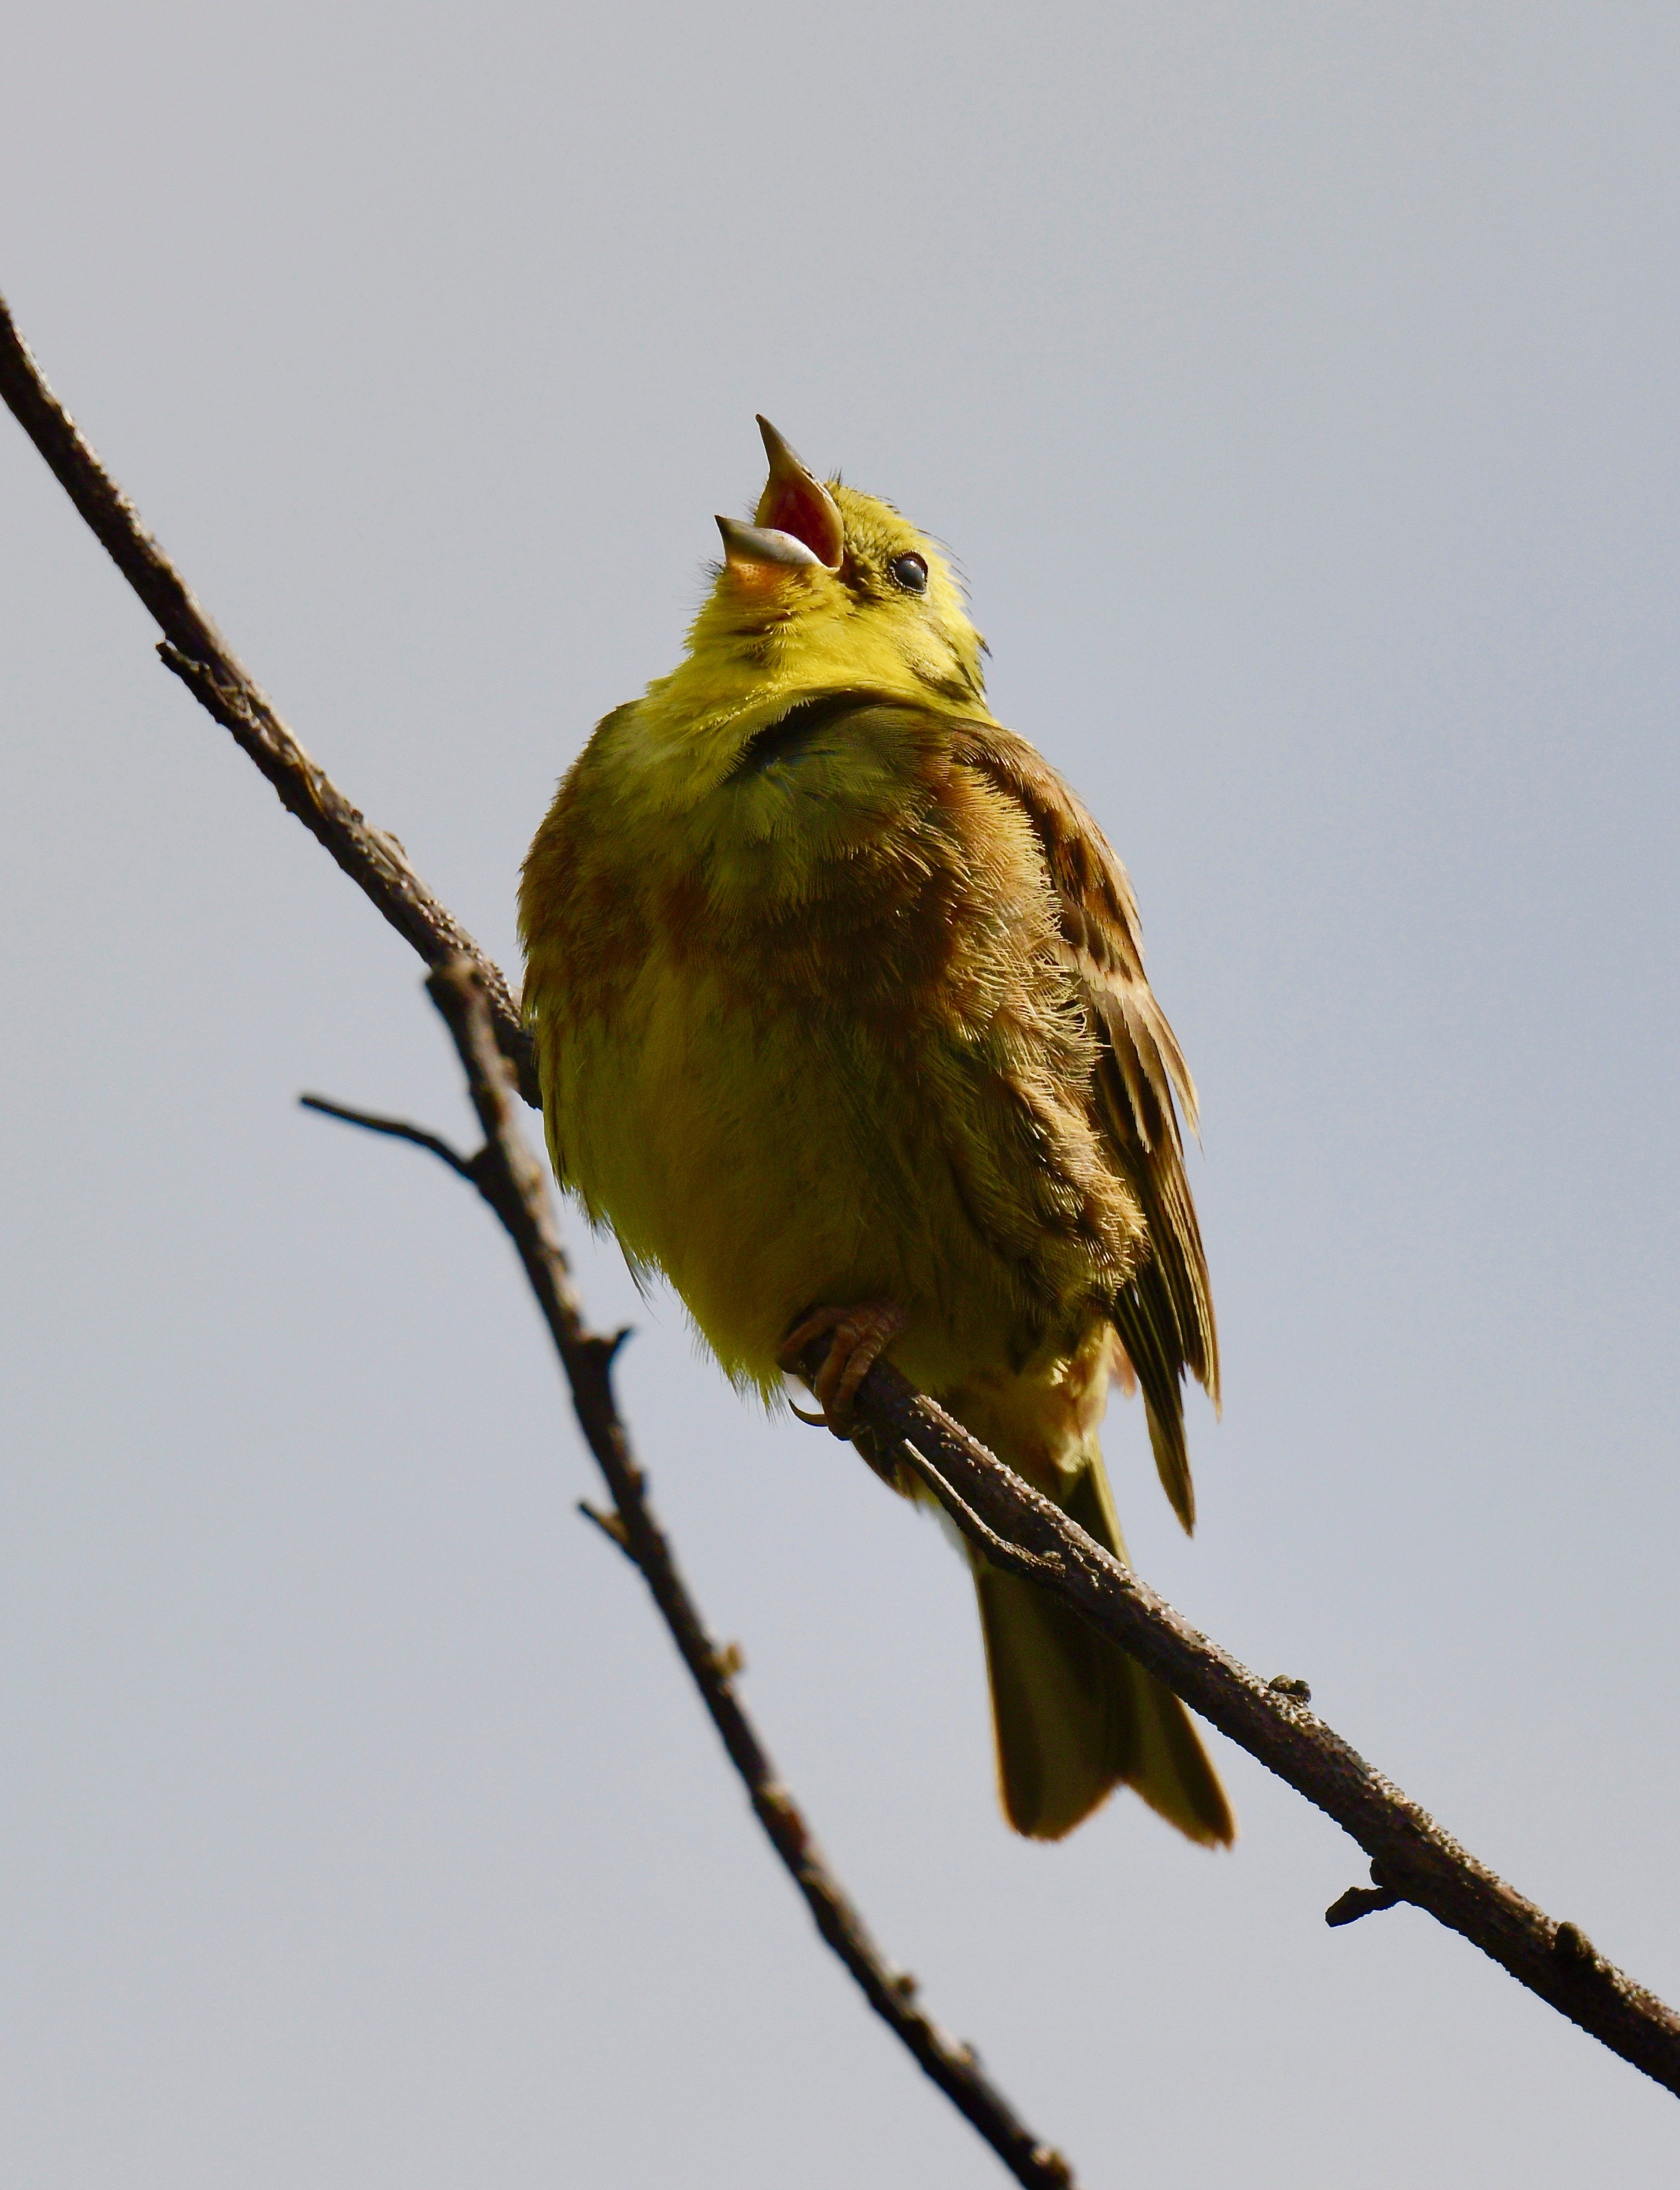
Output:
[
  {"xmin": 9, "ymin": 284, "xmax": 1680, "ymax": 2108},
  {"xmin": 816, "ymin": 1356, "xmax": 1680, "ymax": 2098},
  {"xmin": 306, "ymin": 961, "xmax": 1079, "ymax": 2190},
  {"xmin": 299, "ymin": 1092, "xmax": 476, "ymax": 1179},
  {"xmin": 0, "ymin": 287, "xmax": 536, "ymax": 1104}
]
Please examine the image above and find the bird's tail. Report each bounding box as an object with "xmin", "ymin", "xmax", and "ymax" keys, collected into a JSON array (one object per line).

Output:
[{"xmin": 972, "ymin": 1458, "xmax": 1234, "ymax": 1844}]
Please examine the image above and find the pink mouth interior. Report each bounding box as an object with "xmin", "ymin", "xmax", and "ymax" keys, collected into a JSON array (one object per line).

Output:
[{"xmin": 758, "ymin": 476, "xmax": 842, "ymax": 566}]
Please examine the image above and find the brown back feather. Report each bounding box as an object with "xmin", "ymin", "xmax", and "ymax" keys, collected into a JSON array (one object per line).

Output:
[{"xmin": 950, "ymin": 723, "xmax": 1218, "ymax": 1533}]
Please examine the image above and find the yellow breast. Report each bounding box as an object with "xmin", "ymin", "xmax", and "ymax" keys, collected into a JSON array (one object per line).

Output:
[{"xmin": 520, "ymin": 686, "xmax": 1141, "ymax": 1398}]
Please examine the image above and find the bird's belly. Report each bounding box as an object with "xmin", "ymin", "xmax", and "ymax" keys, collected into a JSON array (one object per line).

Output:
[{"xmin": 550, "ymin": 956, "xmax": 1015, "ymax": 1393}]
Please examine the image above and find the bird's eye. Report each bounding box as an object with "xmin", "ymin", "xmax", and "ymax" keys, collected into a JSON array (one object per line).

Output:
[{"xmin": 889, "ymin": 552, "xmax": 929, "ymax": 594}]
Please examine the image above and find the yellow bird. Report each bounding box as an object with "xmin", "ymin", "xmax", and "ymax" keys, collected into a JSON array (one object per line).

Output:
[{"xmin": 520, "ymin": 421, "xmax": 1233, "ymax": 1846}]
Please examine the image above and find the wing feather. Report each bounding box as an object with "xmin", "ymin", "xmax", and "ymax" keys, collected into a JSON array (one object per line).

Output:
[
  {"xmin": 681, "ymin": 683, "xmax": 1221, "ymax": 1531},
  {"xmin": 952, "ymin": 723, "xmax": 1218, "ymax": 1532}
]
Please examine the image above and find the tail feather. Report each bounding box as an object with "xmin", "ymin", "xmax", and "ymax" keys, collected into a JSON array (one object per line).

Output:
[{"xmin": 973, "ymin": 1460, "xmax": 1234, "ymax": 1845}]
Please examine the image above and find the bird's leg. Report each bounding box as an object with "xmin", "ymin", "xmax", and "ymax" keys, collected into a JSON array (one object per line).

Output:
[{"xmin": 778, "ymin": 1299, "xmax": 907, "ymax": 1439}]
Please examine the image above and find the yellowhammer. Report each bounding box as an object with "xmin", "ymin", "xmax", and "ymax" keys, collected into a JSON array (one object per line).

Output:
[{"xmin": 520, "ymin": 421, "xmax": 1233, "ymax": 1845}]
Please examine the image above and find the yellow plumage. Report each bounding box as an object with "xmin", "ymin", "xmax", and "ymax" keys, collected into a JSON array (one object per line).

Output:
[{"xmin": 520, "ymin": 421, "xmax": 1232, "ymax": 1844}]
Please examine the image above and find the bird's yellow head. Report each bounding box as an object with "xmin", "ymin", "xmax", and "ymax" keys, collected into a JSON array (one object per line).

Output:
[{"xmin": 678, "ymin": 417, "xmax": 987, "ymax": 714}]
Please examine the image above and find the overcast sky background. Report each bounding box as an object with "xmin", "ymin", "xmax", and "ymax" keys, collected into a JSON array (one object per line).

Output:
[{"xmin": 3, "ymin": 5, "xmax": 1678, "ymax": 2185}]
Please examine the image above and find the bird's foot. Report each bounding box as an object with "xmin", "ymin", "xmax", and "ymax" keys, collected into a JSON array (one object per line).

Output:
[{"xmin": 777, "ymin": 1299, "xmax": 907, "ymax": 1439}]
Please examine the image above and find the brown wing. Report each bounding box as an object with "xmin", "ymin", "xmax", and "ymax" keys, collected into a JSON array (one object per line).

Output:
[{"xmin": 953, "ymin": 722, "xmax": 1218, "ymax": 1533}]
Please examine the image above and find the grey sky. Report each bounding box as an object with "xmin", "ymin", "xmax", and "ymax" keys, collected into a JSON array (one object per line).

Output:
[{"xmin": 3, "ymin": 4, "xmax": 1677, "ymax": 2183}]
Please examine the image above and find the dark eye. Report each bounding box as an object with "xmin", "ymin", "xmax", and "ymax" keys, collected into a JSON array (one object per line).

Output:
[{"xmin": 889, "ymin": 552, "xmax": 929, "ymax": 593}]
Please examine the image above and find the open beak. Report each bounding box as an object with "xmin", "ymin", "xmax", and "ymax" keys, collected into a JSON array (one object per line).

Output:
[{"xmin": 714, "ymin": 417, "xmax": 846, "ymax": 574}]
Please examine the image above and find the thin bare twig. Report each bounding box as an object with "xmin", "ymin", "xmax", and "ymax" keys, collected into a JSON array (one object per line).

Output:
[
  {"xmin": 298, "ymin": 1094, "xmax": 477, "ymax": 1180},
  {"xmin": 307, "ymin": 962, "xmax": 1078, "ymax": 2190},
  {"xmin": 0, "ymin": 288, "xmax": 536, "ymax": 1103},
  {"xmin": 8, "ymin": 285, "xmax": 1680, "ymax": 2105},
  {"xmin": 826, "ymin": 1390, "xmax": 1680, "ymax": 2098}
]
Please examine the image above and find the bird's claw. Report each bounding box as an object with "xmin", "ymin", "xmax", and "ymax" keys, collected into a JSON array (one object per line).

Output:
[
  {"xmin": 777, "ymin": 1300, "xmax": 907, "ymax": 1438},
  {"xmin": 781, "ymin": 1379, "xmax": 830, "ymax": 1427}
]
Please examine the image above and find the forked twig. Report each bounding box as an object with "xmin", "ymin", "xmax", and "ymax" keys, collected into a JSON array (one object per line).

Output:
[
  {"xmin": 834, "ymin": 1374, "xmax": 1680, "ymax": 2095},
  {"xmin": 307, "ymin": 962, "xmax": 1078, "ymax": 2190}
]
